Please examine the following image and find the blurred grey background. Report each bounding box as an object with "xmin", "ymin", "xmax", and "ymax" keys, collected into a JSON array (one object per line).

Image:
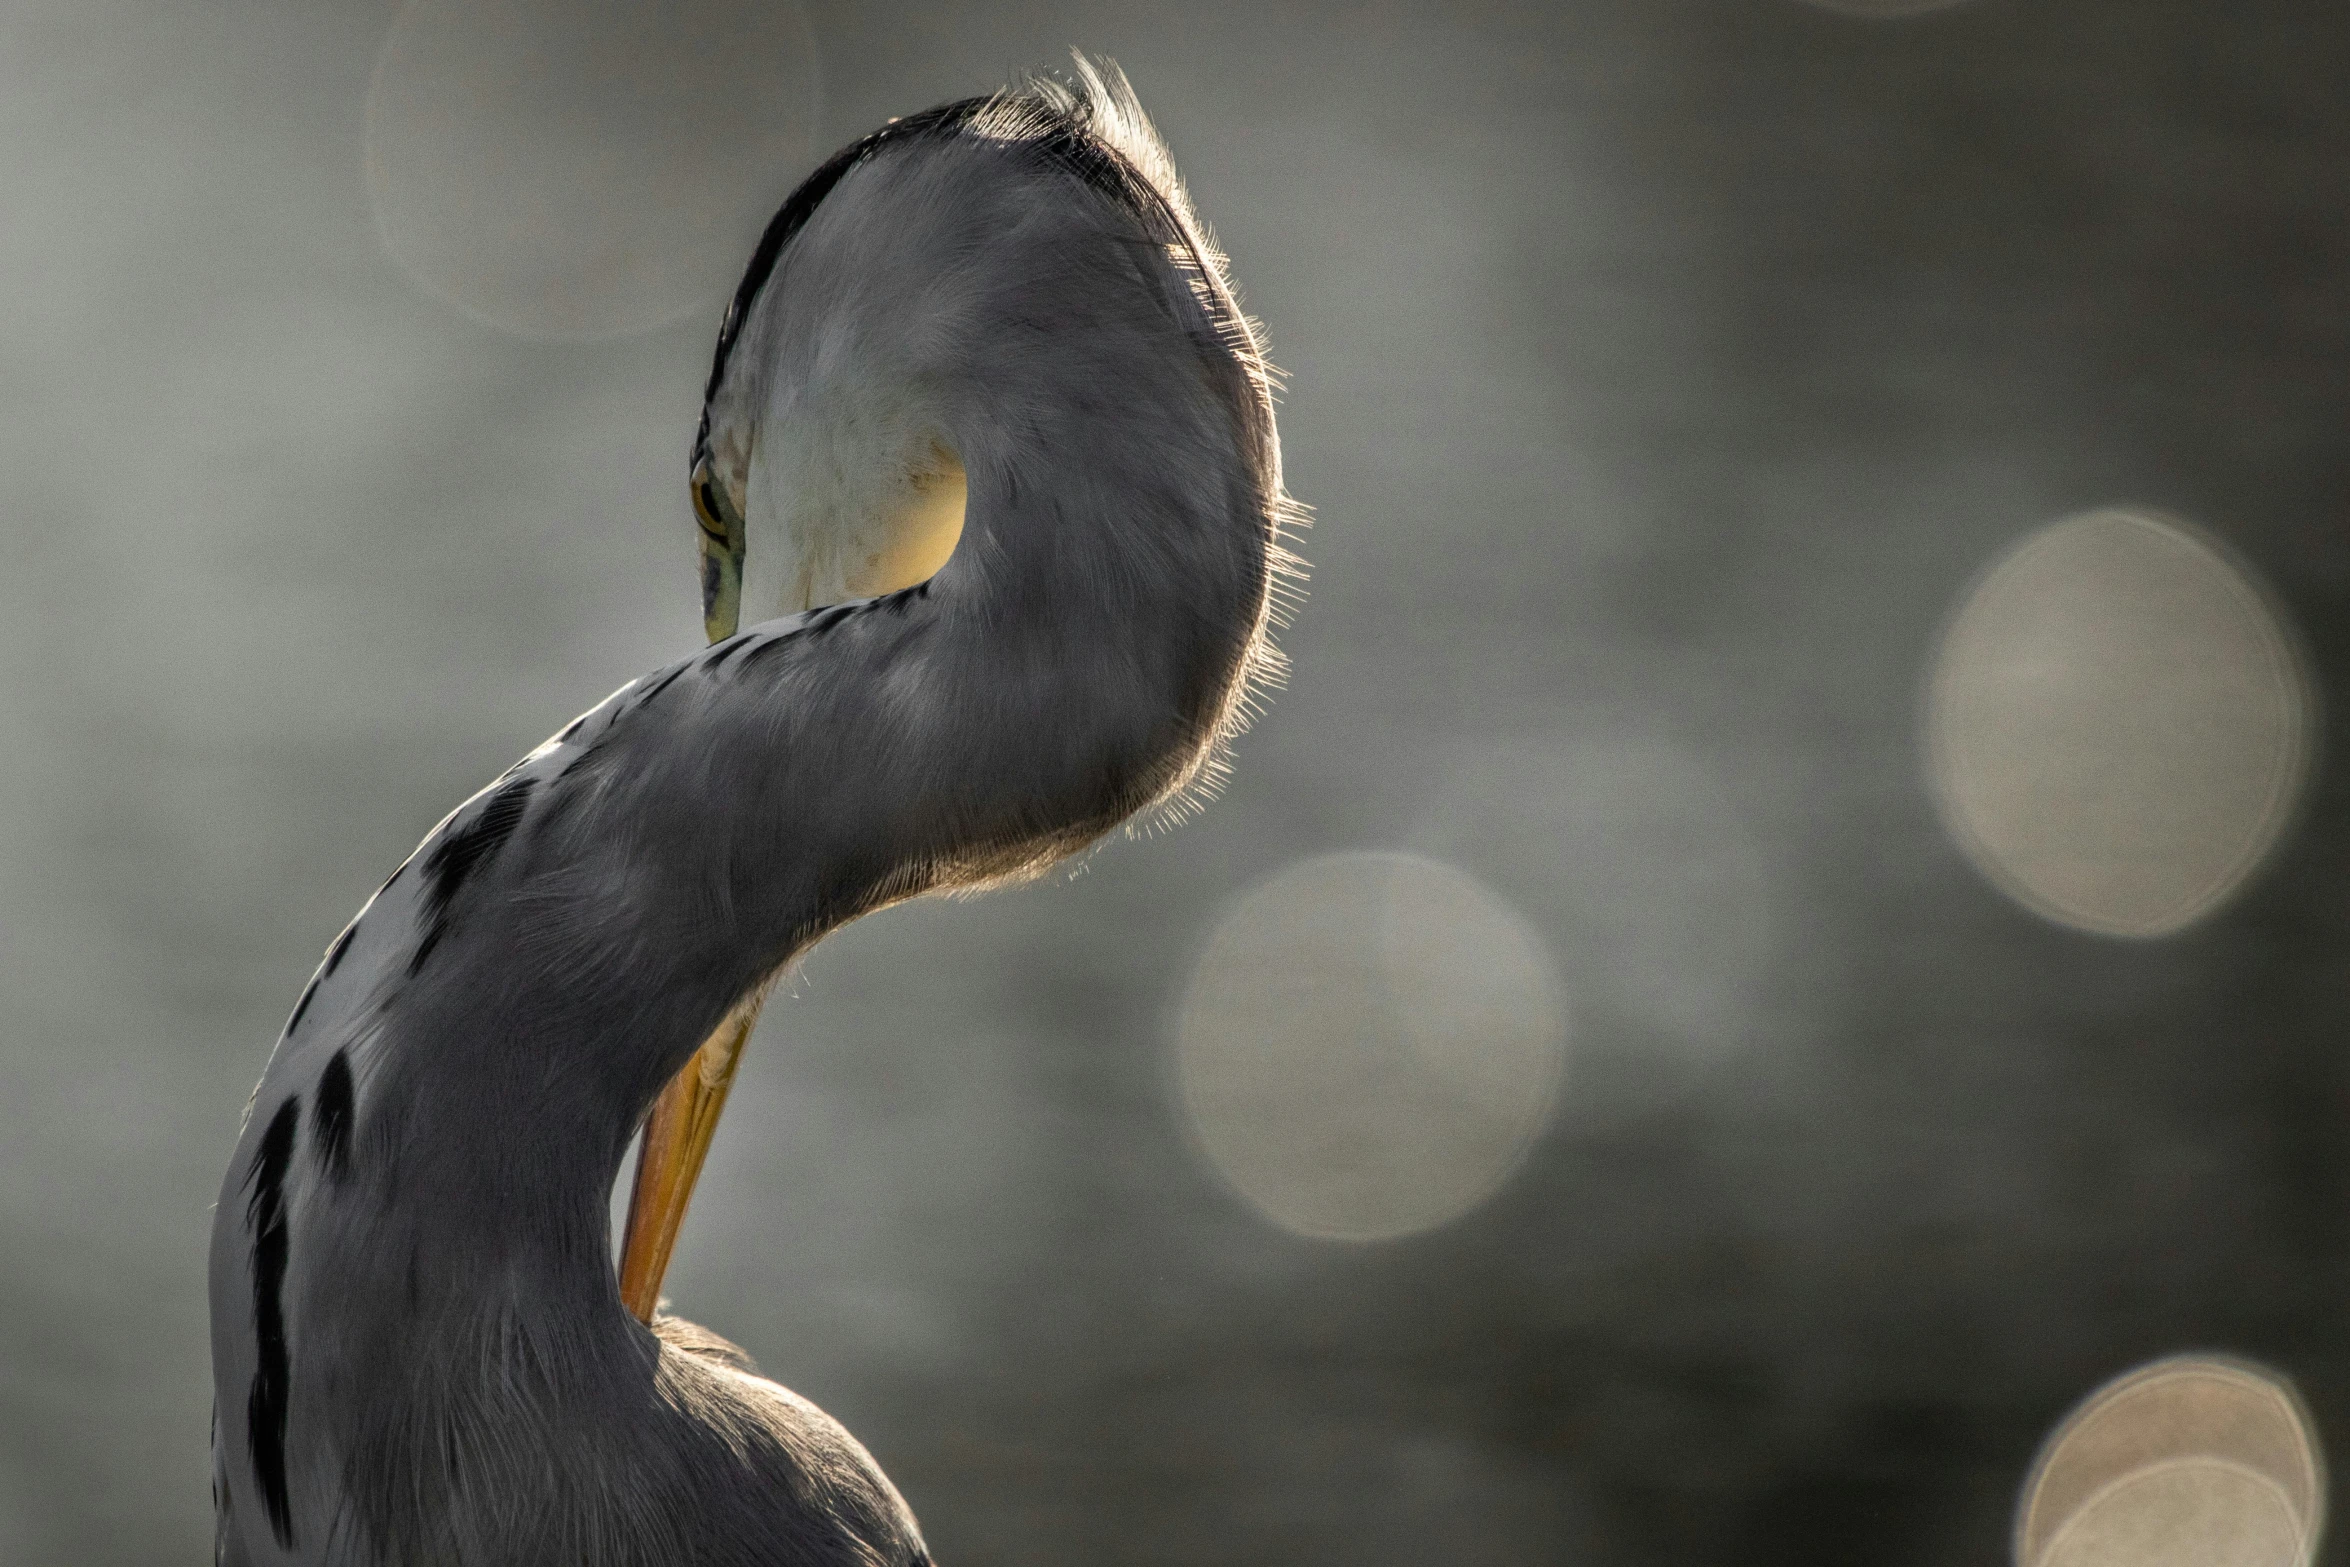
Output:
[{"xmin": 5, "ymin": 0, "xmax": 2350, "ymax": 1562}]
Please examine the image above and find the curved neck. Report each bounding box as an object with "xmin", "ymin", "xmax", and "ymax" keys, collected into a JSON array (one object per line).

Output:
[
  {"xmin": 299, "ymin": 411, "xmax": 1260, "ymax": 1356},
  {"xmin": 210, "ymin": 82, "xmax": 1285, "ymax": 1562}
]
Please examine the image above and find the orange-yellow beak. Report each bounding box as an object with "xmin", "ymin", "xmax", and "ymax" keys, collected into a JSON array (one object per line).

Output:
[{"xmin": 617, "ymin": 993, "xmax": 764, "ymax": 1322}]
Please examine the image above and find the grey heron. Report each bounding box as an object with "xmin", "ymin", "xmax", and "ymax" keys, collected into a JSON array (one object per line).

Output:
[{"xmin": 208, "ymin": 61, "xmax": 1298, "ymax": 1565}]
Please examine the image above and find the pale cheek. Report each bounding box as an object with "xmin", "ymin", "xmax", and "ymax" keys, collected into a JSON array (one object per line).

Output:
[
  {"xmin": 737, "ymin": 444, "xmax": 809, "ymax": 618},
  {"xmin": 844, "ymin": 459, "xmax": 967, "ymax": 598}
]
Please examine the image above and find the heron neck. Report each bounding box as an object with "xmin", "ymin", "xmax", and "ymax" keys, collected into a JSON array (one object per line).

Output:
[{"xmin": 316, "ymin": 453, "xmax": 1260, "ymax": 1352}]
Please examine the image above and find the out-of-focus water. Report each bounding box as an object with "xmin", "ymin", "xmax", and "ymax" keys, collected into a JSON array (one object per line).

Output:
[{"xmin": 5, "ymin": 1, "xmax": 2350, "ymax": 1562}]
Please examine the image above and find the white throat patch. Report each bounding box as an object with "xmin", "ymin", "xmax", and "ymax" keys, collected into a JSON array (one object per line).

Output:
[{"xmin": 735, "ymin": 385, "xmax": 967, "ymax": 617}]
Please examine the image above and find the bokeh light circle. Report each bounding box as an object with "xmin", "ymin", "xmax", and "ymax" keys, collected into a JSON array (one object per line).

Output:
[
  {"xmin": 2017, "ymin": 1355, "xmax": 2324, "ymax": 1567},
  {"xmin": 1925, "ymin": 508, "xmax": 2313, "ymax": 937},
  {"xmin": 1175, "ymin": 852, "xmax": 1566, "ymax": 1242},
  {"xmin": 2040, "ymin": 1462, "xmax": 2303, "ymax": 1567},
  {"xmin": 365, "ymin": 0, "xmax": 820, "ymax": 340}
]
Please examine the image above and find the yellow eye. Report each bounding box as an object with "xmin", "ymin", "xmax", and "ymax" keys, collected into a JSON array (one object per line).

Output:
[{"xmin": 692, "ymin": 479, "xmax": 729, "ymax": 545}]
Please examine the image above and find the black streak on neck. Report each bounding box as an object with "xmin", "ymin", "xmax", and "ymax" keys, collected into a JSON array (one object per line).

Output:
[
  {"xmin": 314, "ymin": 1051, "xmax": 355, "ymax": 1182},
  {"xmin": 703, "ymin": 631, "xmax": 757, "ymax": 671},
  {"xmin": 244, "ymin": 1095, "xmax": 300, "ymax": 1548},
  {"xmin": 321, "ymin": 920, "xmax": 358, "ymax": 979},
  {"xmin": 282, "ymin": 975, "xmax": 320, "ymax": 1040},
  {"xmin": 630, "ymin": 663, "xmax": 692, "ymax": 711},
  {"xmin": 284, "ymin": 917, "xmax": 360, "ymax": 1039},
  {"xmin": 411, "ymin": 775, "xmax": 537, "ymax": 976}
]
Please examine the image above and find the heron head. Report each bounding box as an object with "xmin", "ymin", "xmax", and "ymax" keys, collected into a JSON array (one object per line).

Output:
[{"xmin": 691, "ymin": 358, "xmax": 967, "ymax": 641}]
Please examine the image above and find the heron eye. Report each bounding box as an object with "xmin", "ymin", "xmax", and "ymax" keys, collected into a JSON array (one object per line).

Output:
[
  {"xmin": 691, "ymin": 467, "xmax": 743, "ymax": 547},
  {"xmin": 693, "ymin": 483, "xmax": 726, "ymax": 543}
]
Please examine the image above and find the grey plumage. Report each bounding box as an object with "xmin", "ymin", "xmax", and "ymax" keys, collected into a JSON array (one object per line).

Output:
[{"xmin": 207, "ymin": 63, "xmax": 1297, "ymax": 1566}]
